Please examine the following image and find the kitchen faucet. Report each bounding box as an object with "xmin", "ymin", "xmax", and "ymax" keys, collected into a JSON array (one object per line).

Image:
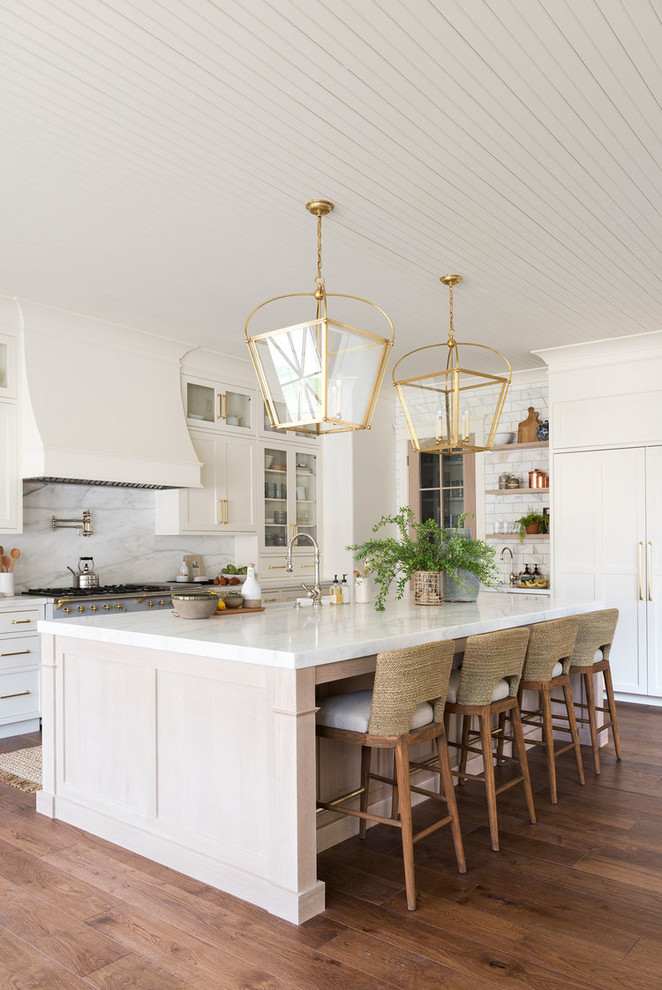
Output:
[
  {"xmin": 500, "ymin": 546, "xmax": 517, "ymax": 586},
  {"xmin": 286, "ymin": 532, "xmax": 323, "ymax": 607}
]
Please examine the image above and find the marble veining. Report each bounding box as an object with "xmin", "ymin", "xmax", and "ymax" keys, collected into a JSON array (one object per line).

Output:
[{"xmin": 40, "ymin": 593, "xmax": 602, "ymax": 669}]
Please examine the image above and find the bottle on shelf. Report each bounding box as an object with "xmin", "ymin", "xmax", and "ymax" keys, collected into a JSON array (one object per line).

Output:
[{"xmin": 176, "ymin": 555, "xmax": 190, "ymax": 582}]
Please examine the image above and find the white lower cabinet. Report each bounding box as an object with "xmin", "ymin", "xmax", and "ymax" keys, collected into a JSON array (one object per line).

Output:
[
  {"xmin": 554, "ymin": 445, "xmax": 662, "ymax": 698},
  {"xmin": 0, "ymin": 606, "xmax": 42, "ymax": 737},
  {"xmin": 156, "ymin": 430, "xmax": 256, "ymax": 535},
  {"xmin": 0, "ymin": 401, "xmax": 21, "ymax": 533}
]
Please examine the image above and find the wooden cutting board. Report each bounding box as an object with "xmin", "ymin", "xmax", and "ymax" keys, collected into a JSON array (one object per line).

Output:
[
  {"xmin": 517, "ymin": 407, "xmax": 542, "ymax": 443},
  {"xmin": 213, "ymin": 606, "xmax": 265, "ymax": 616}
]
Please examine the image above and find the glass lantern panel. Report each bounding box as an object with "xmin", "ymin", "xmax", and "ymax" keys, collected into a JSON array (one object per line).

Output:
[
  {"xmin": 325, "ymin": 321, "xmax": 389, "ymax": 428},
  {"xmin": 264, "ymin": 447, "xmax": 288, "ymax": 548},
  {"xmin": 253, "ymin": 321, "xmax": 324, "ymax": 425}
]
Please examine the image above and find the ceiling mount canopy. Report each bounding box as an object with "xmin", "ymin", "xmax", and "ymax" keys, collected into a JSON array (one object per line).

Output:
[
  {"xmin": 244, "ymin": 199, "xmax": 395, "ymax": 436},
  {"xmin": 392, "ymin": 274, "xmax": 512, "ymax": 454}
]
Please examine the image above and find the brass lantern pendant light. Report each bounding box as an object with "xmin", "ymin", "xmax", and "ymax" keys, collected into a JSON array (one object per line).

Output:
[
  {"xmin": 244, "ymin": 200, "xmax": 395, "ymax": 436},
  {"xmin": 392, "ymin": 275, "xmax": 512, "ymax": 454}
]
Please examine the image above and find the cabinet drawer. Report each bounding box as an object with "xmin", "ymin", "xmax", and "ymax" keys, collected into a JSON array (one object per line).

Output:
[
  {"xmin": 0, "ymin": 635, "xmax": 39, "ymax": 670},
  {"xmin": 0, "ymin": 609, "xmax": 40, "ymax": 633},
  {"xmin": 0, "ymin": 669, "xmax": 40, "ymax": 722}
]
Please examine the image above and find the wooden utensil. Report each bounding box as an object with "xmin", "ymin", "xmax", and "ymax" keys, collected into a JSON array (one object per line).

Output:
[
  {"xmin": 9, "ymin": 549, "xmax": 20, "ymax": 572},
  {"xmin": 1, "ymin": 557, "xmax": 10, "ymax": 573}
]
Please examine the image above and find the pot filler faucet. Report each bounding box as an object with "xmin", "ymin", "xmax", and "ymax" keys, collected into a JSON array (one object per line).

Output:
[
  {"xmin": 286, "ymin": 532, "xmax": 323, "ymax": 607},
  {"xmin": 500, "ymin": 546, "xmax": 517, "ymax": 586}
]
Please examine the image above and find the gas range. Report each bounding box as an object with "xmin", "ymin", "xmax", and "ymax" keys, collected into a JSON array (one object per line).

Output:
[{"xmin": 24, "ymin": 584, "xmax": 173, "ymax": 618}]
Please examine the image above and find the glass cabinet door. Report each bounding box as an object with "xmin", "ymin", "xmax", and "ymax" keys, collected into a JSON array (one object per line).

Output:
[
  {"xmin": 0, "ymin": 335, "xmax": 16, "ymax": 399},
  {"xmin": 417, "ymin": 451, "xmax": 475, "ymax": 534},
  {"xmin": 263, "ymin": 446, "xmax": 289, "ymax": 549},
  {"xmin": 185, "ymin": 378, "xmax": 253, "ymax": 431},
  {"xmin": 294, "ymin": 449, "xmax": 317, "ymax": 545}
]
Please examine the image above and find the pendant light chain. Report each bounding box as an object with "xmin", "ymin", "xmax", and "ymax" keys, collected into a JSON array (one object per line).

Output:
[
  {"xmin": 447, "ymin": 281, "xmax": 455, "ymax": 343},
  {"xmin": 316, "ymin": 212, "xmax": 325, "ymax": 290}
]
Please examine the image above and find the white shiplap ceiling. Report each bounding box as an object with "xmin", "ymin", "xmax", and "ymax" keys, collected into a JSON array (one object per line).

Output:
[{"xmin": 3, "ymin": 0, "xmax": 662, "ymax": 369}]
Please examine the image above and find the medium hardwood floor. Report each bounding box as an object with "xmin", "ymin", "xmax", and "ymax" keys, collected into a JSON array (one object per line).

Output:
[{"xmin": 0, "ymin": 704, "xmax": 661, "ymax": 988}]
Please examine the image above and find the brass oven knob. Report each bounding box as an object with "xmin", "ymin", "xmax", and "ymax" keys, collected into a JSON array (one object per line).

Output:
[
  {"xmin": 63, "ymin": 606, "xmax": 71, "ymax": 614},
  {"xmin": 158, "ymin": 600, "xmax": 165, "ymax": 607},
  {"xmin": 103, "ymin": 604, "xmax": 111, "ymax": 612},
  {"xmin": 115, "ymin": 603, "xmax": 123, "ymax": 611},
  {"xmin": 78, "ymin": 606, "xmax": 85, "ymax": 613},
  {"xmin": 91, "ymin": 604, "xmax": 98, "ymax": 612},
  {"xmin": 147, "ymin": 600, "xmax": 154, "ymax": 607}
]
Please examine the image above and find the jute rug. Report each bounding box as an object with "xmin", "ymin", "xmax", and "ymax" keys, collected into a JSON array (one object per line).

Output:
[{"xmin": 0, "ymin": 745, "xmax": 42, "ymax": 793}]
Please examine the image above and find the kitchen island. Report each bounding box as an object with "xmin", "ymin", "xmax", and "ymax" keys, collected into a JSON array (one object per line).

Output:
[{"xmin": 38, "ymin": 593, "xmax": 601, "ymax": 923}]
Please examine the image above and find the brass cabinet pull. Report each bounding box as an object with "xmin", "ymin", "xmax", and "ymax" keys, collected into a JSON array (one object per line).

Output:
[
  {"xmin": 217, "ymin": 393, "xmax": 227, "ymax": 420},
  {"xmin": 639, "ymin": 541, "xmax": 644, "ymax": 601},
  {"xmin": 225, "ymin": 499, "xmax": 229, "ymax": 525},
  {"xmin": 268, "ymin": 565, "xmax": 286, "ymax": 570},
  {"xmin": 217, "ymin": 498, "xmax": 223, "ymax": 525},
  {"xmin": 648, "ymin": 541, "xmax": 654, "ymax": 602},
  {"xmin": 1, "ymin": 650, "xmax": 30, "ymax": 657},
  {"xmin": 289, "ymin": 523, "xmax": 298, "ymax": 537},
  {"xmin": 264, "ymin": 597, "xmax": 279, "ymax": 602},
  {"xmin": 302, "ymin": 564, "xmax": 314, "ymax": 568},
  {"xmin": 10, "ymin": 619, "xmax": 32, "ymax": 625},
  {"xmin": 1, "ymin": 690, "xmax": 30, "ymax": 700}
]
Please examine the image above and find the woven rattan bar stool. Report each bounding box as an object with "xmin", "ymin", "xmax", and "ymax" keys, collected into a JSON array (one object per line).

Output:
[
  {"xmin": 567, "ymin": 608, "xmax": 621, "ymax": 774},
  {"xmin": 506, "ymin": 616, "xmax": 584, "ymax": 804},
  {"xmin": 316, "ymin": 639, "xmax": 466, "ymax": 911},
  {"xmin": 445, "ymin": 626, "xmax": 536, "ymax": 852}
]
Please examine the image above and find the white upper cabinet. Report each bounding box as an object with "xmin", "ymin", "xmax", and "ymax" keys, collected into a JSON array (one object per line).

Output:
[
  {"xmin": 184, "ymin": 376, "xmax": 256, "ymax": 435},
  {"xmin": 155, "ymin": 430, "xmax": 256, "ymax": 535}
]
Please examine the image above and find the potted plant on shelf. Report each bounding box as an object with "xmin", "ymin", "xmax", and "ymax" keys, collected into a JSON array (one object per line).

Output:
[
  {"xmin": 514, "ymin": 510, "xmax": 549, "ymax": 542},
  {"xmin": 347, "ymin": 507, "xmax": 499, "ymax": 611}
]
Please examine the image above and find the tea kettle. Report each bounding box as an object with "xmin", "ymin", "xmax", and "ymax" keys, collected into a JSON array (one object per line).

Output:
[{"xmin": 77, "ymin": 556, "xmax": 99, "ymax": 588}]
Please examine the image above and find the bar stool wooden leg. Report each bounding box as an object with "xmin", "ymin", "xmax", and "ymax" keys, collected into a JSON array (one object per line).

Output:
[
  {"xmin": 562, "ymin": 680, "xmax": 585, "ymax": 785},
  {"xmin": 496, "ymin": 712, "xmax": 506, "ymax": 765},
  {"xmin": 603, "ymin": 665, "xmax": 622, "ymax": 761},
  {"xmin": 511, "ymin": 702, "xmax": 536, "ymax": 825},
  {"xmin": 459, "ymin": 714, "xmax": 471, "ymax": 785},
  {"xmin": 436, "ymin": 731, "xmax": 466, "ymax": 874},
  {"xmin": 540, "ymin": 685, "xmax": 558, "ymax": 804},
  {"xmin": 359, "ymin": 745, "xmax": 371, "ymax": 840},
  {"xmin": 394, "ymin": 737, "xmax": 416, "ymax": 910},
  {"xmin": 480, "ymin": 711, "xmax": 500, "ymax": 851},
  {"xmin": 583, "ymin": 669, "xmax": 601, "ymax": 774}
]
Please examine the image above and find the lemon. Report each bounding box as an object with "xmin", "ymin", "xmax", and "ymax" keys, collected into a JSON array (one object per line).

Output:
[{"xmin": 216, "ymin": 599, "xmax": 226, "ymax": 611}]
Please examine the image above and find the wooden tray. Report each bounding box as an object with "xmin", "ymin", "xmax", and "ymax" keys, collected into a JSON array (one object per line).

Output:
[{"xmin": 213, "ymin": 606, "xmax": 265, "ymax": 616}]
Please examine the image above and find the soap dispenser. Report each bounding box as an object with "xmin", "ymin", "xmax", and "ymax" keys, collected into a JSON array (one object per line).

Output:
[
  {"xmin": 341, "ymin": 574, "xmax": 351, "ymax": 604},
  {"xmin": 331, "ymin": 574, "xmax": 342, "ymax": 604}
]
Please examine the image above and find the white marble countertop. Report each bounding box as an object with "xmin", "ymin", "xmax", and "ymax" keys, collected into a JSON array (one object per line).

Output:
[
  {"xmin": 0, "ymin": 595, "xmax": 50, "ymax": 606},
  {"xmin": 39, "ymin": 593, "xmax": 602, "ymax": 669}
]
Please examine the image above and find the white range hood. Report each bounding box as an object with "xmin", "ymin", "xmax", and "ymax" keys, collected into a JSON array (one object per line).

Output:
[{"xmin": 17, "ymin": 299, "xmax": 201, "ymax": 489}]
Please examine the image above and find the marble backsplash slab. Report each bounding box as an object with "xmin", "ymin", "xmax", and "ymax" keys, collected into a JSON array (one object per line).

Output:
[{"xmin": 12, "ymin": 482, "xmax": 237, "ymax": 593}]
